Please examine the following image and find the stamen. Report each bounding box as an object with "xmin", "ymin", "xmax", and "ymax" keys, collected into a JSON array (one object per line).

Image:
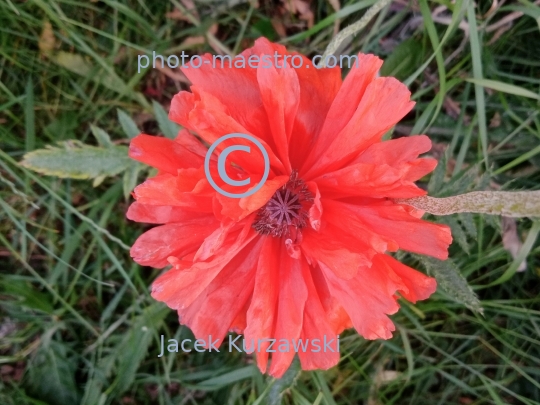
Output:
[{"xmin": 252, "ymin": 170, "xmax": 314, "ymax": 238}]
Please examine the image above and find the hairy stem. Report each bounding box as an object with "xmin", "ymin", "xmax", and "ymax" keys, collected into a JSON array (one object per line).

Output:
[{"xmin": 395, "ymin": 191, "xmax": 540, "ymax": 217}]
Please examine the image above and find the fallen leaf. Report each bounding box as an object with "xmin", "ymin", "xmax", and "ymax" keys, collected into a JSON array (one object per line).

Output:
[
  {"xmin": 443, "ymin": 97, "xmax": 461, "ymax": 120},
  {"xmin": 155, "ymin": 65, "xmax": 190, "ymax": 84},
  {"xmin": 489, "ymin": 111, "xmax": 501, "ymax": 128},
  {"xmin": 38, "ymin": 20, "xmax": 56, "ymax": 55},
  {"xmin": 180, "ymin": 36, "xmax": 206, "ymax": 47},
  {"xmin": 271, "ymin": 18, "xmax": 287, "ymax": 37},
  {"xmin": 166, "ymin": 0, "xmax": 199, "ymax": 22},
  {"xmin": 166, "ymin": 9, "xmax": 189, "ymax": 22},
  {"xmin": 282, "ymin": 0, "xmax": 314, "ymax": 28},
  {"xmin": 368, "ymin": 364, "xmax": 401, "ymax": 405},
  {"xmin": 502, "ymin": 216, "xmax": 527, "ymax": 272}
]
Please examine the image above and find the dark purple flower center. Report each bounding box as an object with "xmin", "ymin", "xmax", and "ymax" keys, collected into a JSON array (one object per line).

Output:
[{"xmin": 253, "ymin": 171, "xmax": 313, "ymax": 237}]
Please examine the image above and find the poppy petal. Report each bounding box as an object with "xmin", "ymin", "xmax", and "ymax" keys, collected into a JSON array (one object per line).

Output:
[
  {"xmin": 244, "ymin": 237, "xmax": 282, "ymax": 373},
  {"xmin": 126, "ymin": 202, "xmax": 211, "ymax": 224},
  {"xmin": 297, "ymin": 259, "xmax": 340, "ymax": 371},
  {"xmin": 302, "ymin": 54, "xmax": 382, "ymax": 174},
  {"xmin": 268, "ymin": 250, "xmax": 308, "ymax": 377},
  {"xmin": 307, "ymin": 77, "xmax": 415, "ymax": 178},
  {"xmin": 342, "ymin": 203, "xmax": 452, "ymax": 260},
  {"xmin": 130, "ymin": 219, "xmax": 218, "ymax": 267},
  {"xmin": 151, "ymin": 221, "xmax": 256, "ymax": 309},
  {"xmin": 378, "ymin": 254, "xmax": 437, "ymax": 303},
  {"xmin": 129, "ymin": 131, "xmax": 205, "ymax": 174},
  {"xmin": 178, "ymin": 237, "xmax": 263, "ymax": 347}
]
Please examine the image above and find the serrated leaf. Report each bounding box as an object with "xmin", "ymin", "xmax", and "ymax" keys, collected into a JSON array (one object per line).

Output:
[
  {"xmin": 485, "ymin": 213, "xmax": 502, "ymax": 232},
  {"xmin": 117, "ymin": 108, "xmax": 141, "ymax": 139},
  {"xmin": 20, "ymin": 141, "xmax": 130, "ymax": 180},
  {"xmin": 440, "ymin": 216, "xmax": 470, "ymax": 254},
  {"xmin": 458, "ymin": 213, "xmax": 477, "ymax": 238},
  {"xmin": 112, "ymin": 303, "xmax": 168, "ymax": 395},
  {"xmin": 82, "ymin": 354, "xmax": 116, "ymax": 405},
  {"xmin": 428, "ymin": 148, "xmax": 448, "ymax": 195},
  {"xmin": 152, "ymin": 100, "xmax": 180, "ymax": 139},
  {"xmin": 90, "ymin": 125, "xmax": 113, "ymax": 148},
  {"xmin": 26, "ymin": 339, "xmax": 80, "ymax": 405},
  {"xmin": 419, "ymin": 256, "xmax": 483, "ymax": 314},
  {"xmin": 475, "ymin": 170, "xmax": 491, "ymax": 191},
  {"xmin": 440, "ymin": 164, "xmax": 479, "ymax": 197}
]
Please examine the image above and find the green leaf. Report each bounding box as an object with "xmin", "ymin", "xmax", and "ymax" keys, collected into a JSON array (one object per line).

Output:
[
  {"xmin": 26, "ymin": 339, "xmax": 80, "ymax": 405},
  {"xmin": 381, "ymin": 38, "xmax": 423, "ymax": 80},
  {"xmin": 111, "ymin": 303, "xmax": 168, "ymax": 395},
  {"xmin": 428, "ymin": 148, "xmax": 448, "ymax": 195},
  {"xmin": 117, "ymin": 108, "xmax": 141, "ymax": 139},
  {"xmin": 267, "ymin": 357, "xmax": 301, "ymax": 405},
  {"xmin": 458, "ymin": 213, "xmax": 477, "ymax": 239},
  {"xmin": 465, "ymin": 78, "xmax": 540, "ymax": 101},
  {"xmin": 440, "ymin": 164, "xmax": 480, "ymax": 197},
  {"xmin": 198, "ymin": 366, "xmax": 258, "ymax": 390},
  {"xmin": 20, "ymin": 141, "xmax": 130, "ymax": 180},
  {"xmin": 0, "ymin": 277, "xmax": 54, "ymax": 314},
  {"xmin": 25, "ymin": 77, "xmax": 35, "ymax": 151},
  {"xmin": 440, "ymin": 216, "xmax": 470, "ymax": 255},
  {"xmin": 506, "ymin": 3, "xmax": 540, "ymax": 29},
  {"xmin": 467, "ymin": 2, "xmax": 489, "ymax": 168},
  {"xmin": 50, "ymin": 51, "xmax": 150, "ymax": 108},
  {"xmin": 122, "ymin": 161, "xmax": 144, "ymax": 199},
  {"xmin": 90, "ymin": 125, "xmax": 114, "ymax": 148},
  {"xmin": 251, "ymin": 18, "xmax": 278, "ymax": 41},
  {"xmin": 419, "ymin": 256, "xmax": 483, "ymax": 314},
  {"xmin": 152, "ymin": 100, "xmax": 180, "ymax": 139}
]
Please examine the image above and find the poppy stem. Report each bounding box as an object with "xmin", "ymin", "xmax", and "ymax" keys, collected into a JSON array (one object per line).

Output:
[
  {"xmin": 395, "ymin": 190, "xmax": 540, "ymax": 218},
  {"xmin": 319, "ymin": 0, "xmax": 393, "ymax": 67}
]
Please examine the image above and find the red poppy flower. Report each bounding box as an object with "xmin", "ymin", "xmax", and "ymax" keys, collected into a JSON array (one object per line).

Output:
[{"xmin": 127, "ymin": 38, "xmax": 452, "ymax": 377}]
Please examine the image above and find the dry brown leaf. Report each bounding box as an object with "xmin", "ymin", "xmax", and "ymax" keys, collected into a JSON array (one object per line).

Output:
[
  {"xmin": 502, "ymin": 216, "xmax": 527, "ymax": 272},
  {"xmin": 205, "ymin": 24, "xmax": 224, "ymax": 54},
  {"xmin": 38, "ymin": 20, "xmax": 56, "ymax": 55},
  {"xmin": 487, "ymin": 24, "xmax": 513, "ymax": 45},
  {"xmin": 283, "ymin": 0, "xmax": 315, "ymax": 28},
  {"xmin": 166, "ymin": 0, "xmax": 199, "ymax": 22},
  {"xmin": 165, "ymin": 9, "xmax": 189, "ymax": 22},
  {"xmin": 483, "ymin": 0, "xmax": 499, "ymax": 19},
  {"xmin": 180, "ymin": 36, "xmax": 206, "ymax": 47},
  {"xmin": 489, "ymin": 112, "xmax": 501, "ymax": 128},
  {"xmin": 154, "ymin": 65, "xmax": 190, "ymax": 85},
  {"xmin": 429, "ymin": 142, "xmax": 448, "ymax": 161},
  {"xmin": 271, "ymin": 18, "xmax": 287, "ymax": 37},
  {"xmin": 368, "ymin": 367, "xmax": 401, "ymax": 405},
  {"xmin": 443, "ymin": 97, "xmax": 461, "ymax": 120}
]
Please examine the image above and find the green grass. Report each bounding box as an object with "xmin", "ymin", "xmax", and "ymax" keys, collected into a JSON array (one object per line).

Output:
[{"xmin": 1, "ymin": 0, "xmax": 540, "ymax": 404}]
